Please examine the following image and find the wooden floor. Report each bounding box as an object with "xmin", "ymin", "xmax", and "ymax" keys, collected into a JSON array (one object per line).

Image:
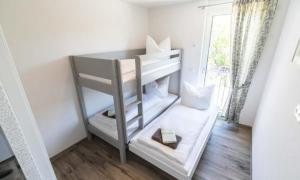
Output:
[
  {"xmin": 0, "ymin": 157, "xmax": 25, "ymax": 180},
  {"xmin": 52, "ymin": 120, "xmax": 251, "ymax": 180}
]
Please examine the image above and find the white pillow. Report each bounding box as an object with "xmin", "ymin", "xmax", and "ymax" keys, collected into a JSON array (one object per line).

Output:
[
  {"xmin": 146, "ymin": 35, "xmax": 171, "ymax": 54},
  {"xmin": 145, "ymin": 76, "xmax": 170, "ymax": 98},
  {"xmin": 181, "ymin": 82, "xmax": 214, "ymax": 110},
  {"xmin": 144, "ymin": 81, "xmax": 158, "ymax": 95}
]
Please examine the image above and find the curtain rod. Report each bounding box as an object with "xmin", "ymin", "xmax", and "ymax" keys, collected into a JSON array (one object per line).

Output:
[{"xmin": 198, "ymin": 2, "xmax": 232, "ymax": 9}]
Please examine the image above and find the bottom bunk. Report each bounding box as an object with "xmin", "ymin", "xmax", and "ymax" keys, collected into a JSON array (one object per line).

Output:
[
  {"xmin": 88, "ymin": 93, "xmax": 178, "ymax": 141},
  {"xmin": 129, "ymin": 100, "xmax": 218, "ymax": 180}
]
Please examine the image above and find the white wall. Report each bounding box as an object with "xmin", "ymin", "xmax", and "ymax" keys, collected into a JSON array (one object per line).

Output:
[
  {"xmin": 0, "ymin": 0, "xmax": 148, "ymax": 157},
  {"xmin": 252, "ymin": 0, "xmax": 300, "ymax": 179},
  {"xmin": 149, "ymin": 1, "xmax": 207, "ymax": 85},
  {"xmin": 149, "ymin": 0, "xmax": 289, "ymax": 126}
]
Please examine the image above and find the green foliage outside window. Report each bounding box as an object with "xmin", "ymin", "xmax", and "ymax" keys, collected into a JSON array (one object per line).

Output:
[{"xmin": 208, "ymin": 16, "xmax": 231, "ymax": 68}]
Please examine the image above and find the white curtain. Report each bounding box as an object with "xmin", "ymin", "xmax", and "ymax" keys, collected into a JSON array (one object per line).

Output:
[{"xmin": 225, "ymin": 0, "xmax": 278, "ymax": 124}]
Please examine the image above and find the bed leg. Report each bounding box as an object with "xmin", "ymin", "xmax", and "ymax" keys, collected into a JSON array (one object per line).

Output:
[
  {"xmin": 120, "ymin": 149, "xmax": 127, "ymax": 163},
  {"xmin": 87, "ymin": 132, "xmax": 93, "ymax": 141}
]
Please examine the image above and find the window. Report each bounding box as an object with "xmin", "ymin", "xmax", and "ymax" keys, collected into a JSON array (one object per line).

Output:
[{"xmin": 199, "ymin": 4, "xmax": 232, "ymax": 114}]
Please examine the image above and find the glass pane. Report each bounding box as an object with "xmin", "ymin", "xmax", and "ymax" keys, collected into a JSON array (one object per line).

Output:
[{"xmin": 205, "ymin": 15, "xmax": 231, "ymax": 114}]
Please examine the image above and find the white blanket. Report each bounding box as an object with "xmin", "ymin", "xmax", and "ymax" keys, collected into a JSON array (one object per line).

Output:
[
  {"xmin": 137, "ymin": 105, "xmax": 210, "ymax": 165},
  {"xmin": 120, "ymin": 59, "xmax": 162, "ymax": 74},
  {"xmin": 120, "ymin": 59, "xmax": 136, "ymax": 74},
  {"xmin": 89, "ymin": 94, "xmax": 162, "ymax": 132}
]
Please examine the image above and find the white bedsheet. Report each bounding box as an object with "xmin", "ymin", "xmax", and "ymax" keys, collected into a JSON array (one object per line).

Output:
[
  {"xmin": 89, "ymin": 93, "xmax": 178, "ymax": 140},
  {"xmin": 136, "ymin": 104, "xmax": 210, "ymax": 165},
  {"xmin": 120, "ymin": 59, "xmax": 160, "ymax": 74},
  {"xmin": 130, "ymin": 103, "xmax": 218, "ymax": 175}
]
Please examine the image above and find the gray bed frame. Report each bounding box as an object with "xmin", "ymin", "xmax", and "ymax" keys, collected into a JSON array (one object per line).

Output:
[{"xmin": 70, "ymin": 49, "xmax": 183, "ymax": 163}]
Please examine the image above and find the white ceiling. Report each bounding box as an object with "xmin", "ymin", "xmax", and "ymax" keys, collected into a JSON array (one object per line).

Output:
[{"xmin": 124, "ymin": 0, "xmax": 198, "ymax": 8}]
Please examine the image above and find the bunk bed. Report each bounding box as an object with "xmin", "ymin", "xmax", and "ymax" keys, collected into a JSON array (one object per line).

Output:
[{"xmin": 70, "ymin": 49, "xmax": 182, "ymax": 163}]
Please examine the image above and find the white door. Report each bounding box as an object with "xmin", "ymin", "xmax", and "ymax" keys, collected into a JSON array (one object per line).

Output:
[
  {"xmin": 199, "ymin": 3, "xmax": 232, "ymax": 114},
  {"xmin": 0, "ymin": 25, "xmax": 57, "ymax": 180}
]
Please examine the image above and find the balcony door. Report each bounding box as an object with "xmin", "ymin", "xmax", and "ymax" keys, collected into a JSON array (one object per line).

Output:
[{"xmin": 199, "ymin": 3, "xmax": 232, "ymax": 115}]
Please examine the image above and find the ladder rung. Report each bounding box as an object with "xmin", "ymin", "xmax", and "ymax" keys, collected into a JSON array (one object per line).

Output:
[
  {"xmin": 125, "ymin": 100, "xmax": 142, "ymax": 107},
  {"xmin": 135, "ymin": 100, "xmax": 142, "ymax": 105},
  {"xmin": 127, "ymin": 114, "xmax": 142, "ymax": 126},
  {"xmin": 127, "ymin": 128, "xmax": 141, "ymax": 143}
]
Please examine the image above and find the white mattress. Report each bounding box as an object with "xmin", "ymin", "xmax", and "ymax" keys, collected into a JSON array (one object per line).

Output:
[
  {"xmin": 89, "ymin": 93, "xmax": 178, "ymax": 140},
  {"xmin": 136, "ymin": 105, "xmax": 210, "ymax": 165},
  {"xmin": 129, "ymin": 101, "xmax": 218, "ymax": 176},
  {"xmin": 79, "ymin": 59, "xmax": 160, "ymax": 85}
]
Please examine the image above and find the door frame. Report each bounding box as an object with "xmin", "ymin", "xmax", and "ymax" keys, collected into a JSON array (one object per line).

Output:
[
  {"xmin": 198, "ymin": 3, "xmax": 232, "ymax": 85},
  {"xmin": 0, "ymin": 25, "xmax": 57, "ymax": 180}
]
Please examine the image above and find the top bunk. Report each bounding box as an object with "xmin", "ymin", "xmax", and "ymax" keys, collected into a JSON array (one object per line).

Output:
[{"xmin": 70, "ymin": 49, "xmax": 182, "ymax": 95}]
